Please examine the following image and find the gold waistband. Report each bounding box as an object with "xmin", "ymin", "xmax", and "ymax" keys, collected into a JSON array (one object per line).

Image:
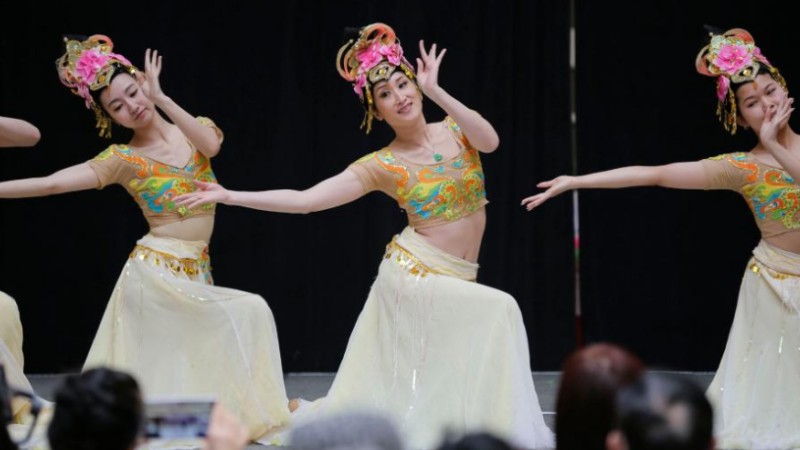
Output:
[
  {"xmin": 130, "ymin": 245, "xmax": 211, "ymax": 279},
  {"xmin": 384, "ymin": 237, "xmax": 440, "ymax": 278},
  {"xmin": 750, "ymin": 258, "xmax": 798, "ymax": 280}
]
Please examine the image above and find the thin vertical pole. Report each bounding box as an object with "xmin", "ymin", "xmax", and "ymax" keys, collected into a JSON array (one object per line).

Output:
[{"xmin": 569, "ymin": 0, "xmax": 584, "ymax": 349}]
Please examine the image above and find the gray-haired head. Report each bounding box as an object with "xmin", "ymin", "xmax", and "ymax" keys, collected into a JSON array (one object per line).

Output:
[{"xmin": 289, "ymin": 409, "xmax": 404, "ymax": 450}]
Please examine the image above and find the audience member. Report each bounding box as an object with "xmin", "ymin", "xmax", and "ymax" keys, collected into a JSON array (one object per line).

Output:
[
  {"xmin": 289, "ymin": 409, "xmax": 404, "ymax": 450},
  {"xmin": 606, "ymin": 372, "xmax": 714, "ymax": 450},
  {"xmin": 555, "ymin": 343, "xmax": 645, "ymax": 450},
  {"xmin": 47, "ymin": 367, "xmax": 248, "ymax": 450},
  {"xmin": 47, "ymin": 368, "xmax": 143, "ymax": 450},
  {"xmin": 436, "ymin": 431, "xmax": 516, "ymax": 450}
]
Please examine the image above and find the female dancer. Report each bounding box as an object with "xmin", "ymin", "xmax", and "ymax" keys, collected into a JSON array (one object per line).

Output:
[
  {"xmin": 0, "ymin": 35, "xmax": 290, "ymax": 440},
  {"xmin": 176, "ymin": 23, "xmax": 553, "ymax": 450},
  {"xmin": 523, "ymin": 28, "xmax": 800, "ymax": 449},
  {"xmin": 0, "ymin": 117, "xmax": 39, "ymax": 424}
]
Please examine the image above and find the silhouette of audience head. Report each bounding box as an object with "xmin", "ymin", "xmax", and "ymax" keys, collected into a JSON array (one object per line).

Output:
[
  {"xmin": 555, "ymin": 342, "xmax": 645, "ymax": 450},
  {"xmin": 47, "ymin": 367, "xmax": 143, "ymax": 450},
  {"xmin": 436, "ymin": 431, "xmax": 515, "ymax": 450},
  {"xmin": 289, "ymin": 409, "xmax": 404, "ymax": 450},
  {"xmin": 607, "ymin": 372, "xmax": 714, "ymax": 450}
]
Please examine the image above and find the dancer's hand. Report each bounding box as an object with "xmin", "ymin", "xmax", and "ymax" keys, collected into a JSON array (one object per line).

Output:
[
  {"xmin": 175, "ymin": 181, "xmax": 231, "ymax": 208},
  {"xmin": 521, "ymin": 176, "xmax": 575, "ymax": 211},
  {"xmin": 759, "ymin": 96, "xmax": 794, "ymax": 149},
  {"xmin": 416, "ymin": 40, "xmax": 447, "ymax": 97},
  {"xmin": 202, "ymin": 403, "xmax": 249, "ymax": 450},
  {"xmin": 137, "ymin": 48, "xmax": 167, "ymax": 104}
]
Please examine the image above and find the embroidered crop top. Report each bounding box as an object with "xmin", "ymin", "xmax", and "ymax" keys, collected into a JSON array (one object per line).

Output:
[
  {"xmin": 87, "ymin": 116, "xmax": 222, "ymax": 228},
  {"xmin": 701, "ymin": 152, "xmax": 800, "ymax": 238},
  {"xmin": 347, "ymin": 116, "xmax": 488, "ymax": 230}
]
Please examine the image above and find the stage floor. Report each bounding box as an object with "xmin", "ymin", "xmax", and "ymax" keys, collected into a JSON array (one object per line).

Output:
[{"xmin": 28, "ymin": 371, "xmax": 715, "ymax": 449}]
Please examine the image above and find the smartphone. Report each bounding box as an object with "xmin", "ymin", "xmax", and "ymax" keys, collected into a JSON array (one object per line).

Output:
[{"xmin": 143, "ymin": 395, "xmax": 215, "ymax": 440}]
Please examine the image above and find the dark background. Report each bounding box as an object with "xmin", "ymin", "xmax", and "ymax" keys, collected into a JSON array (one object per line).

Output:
[{"xmin": 0, "ymin": 1, "xmax": 794, "ymax": 373}]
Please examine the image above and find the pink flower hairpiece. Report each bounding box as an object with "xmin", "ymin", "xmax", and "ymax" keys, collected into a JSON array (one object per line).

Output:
[
  {"xmin": 713, "ymin": 43, "xmax": 752, "ymax": 74},
  {"xmin": 708, "ymin": 40, "xmax": 763, "ymax": 101},
  {"xmin": 352, "ymin": 42, "xmax": 405, "ymax": 98}
]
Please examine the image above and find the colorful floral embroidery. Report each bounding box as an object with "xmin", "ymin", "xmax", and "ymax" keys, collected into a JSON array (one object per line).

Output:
[
  {"xmin": 720, "ymin": 153, "xmax": 800, "ymax": 229},
  {"xmin": 371, "ymin": 143, "xmax": 486, "ymax": 222},
  {"xmin": 351, "ymin": 117, "xmax": 487, "ymax": 224},
  {"xmin": 97, "ymin": 145, "xmax": 217, "ymax": 217}
]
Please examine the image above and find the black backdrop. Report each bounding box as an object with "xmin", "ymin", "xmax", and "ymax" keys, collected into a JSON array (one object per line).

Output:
[{"xmin": 0, "ymin": 1, "xmax": 794, "ymax": 374}]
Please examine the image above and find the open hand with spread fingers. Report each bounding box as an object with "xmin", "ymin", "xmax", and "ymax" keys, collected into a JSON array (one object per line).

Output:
[
  {"xmin": 759, "ymin": 96, "xmax": 795, "ymax": 147},
  {"xmin": 415, "ymin": 40, "xmax": 447, "ymax": 97},
  {"xmin": 521, "ymin": 176, "xmax": 576, "ymax": 211},
  {"xmin": 174, "ymin": 181, "xmax": 231, "ymax": 209},
  {"xmin": 137, "ymin": 48, "xmax": 167, "ymax": 104}
]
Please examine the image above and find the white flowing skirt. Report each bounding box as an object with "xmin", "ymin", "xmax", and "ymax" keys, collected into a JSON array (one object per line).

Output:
[
  {"xmin": 0, "ymin": 291, "xmax": 33, "ymax": 421},
  {"xmin": 707, "ymin": 240, "xmax": 800, "ymax": 449},
  {"xmin": 268, "ymin": 227, "xmax": 554, "ymax": 450},
  {"xmin": 83, "ymin": 234, "xmax": 290, "ymax": 441}
]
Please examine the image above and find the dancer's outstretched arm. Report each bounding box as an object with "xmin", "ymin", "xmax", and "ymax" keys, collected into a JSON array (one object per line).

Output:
[
  {"xmin": 521, "ymin": 162, "xmax": 708, "ymax": 211},
  {"xmin": 0, "ymin": 163, "xmax": 99, "ymax": 198},
  {"xmin": 174, "ymin": 169, "xmax": 366, "ymax": 214},
  {"xmin": 0, "ymin": 116, "xmax": 41, "ymax": 148}
]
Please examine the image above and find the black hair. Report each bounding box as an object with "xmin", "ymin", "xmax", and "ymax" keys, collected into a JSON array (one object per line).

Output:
[
  {"xmin": 88, "ymin": 62, "xmax": 135, "ymax": 113},
  {"xmin": 47, "ymin": 368, "xmax": 143, "ymax": 450},
  {"xmin": 615, "ymin": 372, "xmax": 713, "ymax": 450},
  {"xmin": 436, "ymin": 432, "xmax": 515, "ymax": 450},
  {"xmin": 732, "ymin": 63, "xmax": 782, "ymax": 92}
]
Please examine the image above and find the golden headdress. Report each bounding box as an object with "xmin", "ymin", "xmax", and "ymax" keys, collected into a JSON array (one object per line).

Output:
[
  {"xmin": 56, "ymin": 35, "xmax": 137, "ymax": 138},
  {"xmin": 695, "ymin": 28, "xmax": 787, "ymax": 134},
  {"xmin": 336, "ymin": 23, "xmax": 416, "ymax": 133}
]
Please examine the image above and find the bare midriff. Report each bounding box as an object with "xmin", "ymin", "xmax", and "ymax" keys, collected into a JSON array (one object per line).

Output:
[
  {"xmin": 765, "ymin": 230, "xmax": 800, "ymax": 254},
  {"xmin": 414, "ymin": 208, "xmax": 486, "ymax": 263},
  {"xmin": 149, "ymin": 215, "xmax": 215, "ymax": 243}
]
